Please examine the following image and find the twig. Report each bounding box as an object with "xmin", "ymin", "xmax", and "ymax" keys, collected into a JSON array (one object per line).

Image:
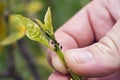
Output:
[
  {"xmin": 0, "ymin": 45, "xmax": 23, "ymax": 80},
  {"xmin": 17, "ymin": 39, "xmax": 41, "ymax": 80},
  {"xmin": 0, "ymin": 72, "xmax": 10, "ymax": 78},
  {"xmin": 7, "ymin": 45, "xmax": 24, "ymax": 80}
]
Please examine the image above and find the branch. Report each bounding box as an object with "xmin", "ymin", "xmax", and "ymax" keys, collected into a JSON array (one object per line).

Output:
[
  {"xmin": 0, "ymin": 45, "xmax": 23, "ymax": 80},
  {"xmin": 7, "ymin": 45, "xmax": 24, "ymax": 80},
  {"xmin": 17, "ymin": 39, "xmax": 41, "ymax": 80},
  {"xmin": 0, "ymin": 72, "xmax": 10, "ymax": 78}
]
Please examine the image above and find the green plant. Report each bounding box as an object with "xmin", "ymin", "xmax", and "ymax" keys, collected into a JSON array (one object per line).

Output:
[{"xmin": 17, "ymin": 7, "xmax": 81, "ymax": 80}]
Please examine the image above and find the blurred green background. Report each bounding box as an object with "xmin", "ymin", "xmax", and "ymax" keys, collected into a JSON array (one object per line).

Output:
[{"xmin": 0, "ymin": 0, "xmax": 90, "ymax": 80}]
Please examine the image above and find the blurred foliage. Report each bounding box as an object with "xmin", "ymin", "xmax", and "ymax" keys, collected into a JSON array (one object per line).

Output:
[
  {"xmin": 0, "ymin": 16, "xmax": 7, "ymax": 53},
  {"xmin": 0, "ymin": 0, "xmax": 90, "ymax": 80},
  {"xmin": 0, "ymin": 15, "xmax": 25, "ymax": 46},
  {"xmin": 25, "ymin": 1, "xmax": 43, "ymax": 16}
]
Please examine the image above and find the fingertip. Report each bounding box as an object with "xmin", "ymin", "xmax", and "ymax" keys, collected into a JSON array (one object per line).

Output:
[
  {"xmin": 47, "ymin": 49, "xmax": 56, "ymax": 68},
  {"xmin": 52, "ymin": 56, "xmax": 68, "ymax": 74},
  {"xmin": 64, "ymin": 49, "xmax": 95, "ymax": 76},
  {"xmin": 64, "ymin": 43, "xmax": 120, "ymax": 77},
  {"xmin": 48, "ymin": 72, "xmax": 70, "ymax": 80},
  {"xmin": 64, "ymin": 49, "xmax": 94, "ymax": 64}
]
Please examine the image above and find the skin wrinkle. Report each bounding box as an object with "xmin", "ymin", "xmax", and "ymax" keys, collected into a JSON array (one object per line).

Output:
[
  {"xmin": 60, "ymin": 8, "xmax": 94, "ymax": 48},
  {"xmin": 86, "ymin": 7, "xmax": 96, "ymax": 43},
  {"xmin": 87, "ymin": 0, "xmax": 114, "ymax": 41},
  {"xmin": 94, "ymin": 42, "xmax": 118, "ymax": 68},
  {"xmin": 99, "ymin": 36, "xmax": 115, "ymax": 55},
  {"xmin": 101, "ymin": 0, "xmax": 116, "ymax": 23},
  {"xmin": 86, "ymin": 1, "xmax": 102, "ymax": 41},
  {"xmin": 99, "ymin": 36, "xmax": 118, "ymax": 57},
  {"xmin": 106, "ymin": 0, "xmax": 120, "ymax": 20},
  {"xmin": 55, "ymin": 30, "xmax": 79, "ymax": 50},
  {"xmin": 106, "ymin": 35, "xmax": 119, "ymax": 54},
  {"xmin": 61, "ymin": 29, "xmax": 80, "ymax": 48},
  {"xmin": 87, "ymin": 44, "xmax": 116, "ymax": 77}
]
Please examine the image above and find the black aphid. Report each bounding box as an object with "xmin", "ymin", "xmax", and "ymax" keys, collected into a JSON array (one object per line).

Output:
[
  {"xmin": 54, "ymin": 45, "xmax": 57, "ymax": 48},
  {"xmin": 60, "ymin": 46, "xmax": 62, "ymax": 49},
  {"xmin": 45, "ymin": 33, "xmax": 50, "ymax": 37},
  {"xmin": 54, "ymin": 40, "xmax": 57, "ymax": 43},
  {"xmin": 57, "ymin": 42, "xmax": 60, "ymax": 45},
  {"xmin": 51, "ymin": 41, "xmax": 54, "ymax": 44}
]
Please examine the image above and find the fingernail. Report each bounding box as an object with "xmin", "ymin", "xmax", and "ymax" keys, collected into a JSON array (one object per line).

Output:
[{"xmin": 65, "ymin": 50, "xmax": 94, "ymax": 64}]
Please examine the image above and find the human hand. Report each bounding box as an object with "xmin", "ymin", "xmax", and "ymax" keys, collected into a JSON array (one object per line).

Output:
[{"xmin": 47, "ymin": 0, "xmax": 120, "ymax": 80}]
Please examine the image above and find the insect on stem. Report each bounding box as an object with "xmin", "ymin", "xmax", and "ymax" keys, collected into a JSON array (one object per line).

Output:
[
  {"xmin": 54, "ymin": 40, "xmax": 57, "ymax": 43},
  {"xmin": 45, "ymin": 32, "xmax": 50, "ymax": 38},
  {"xmin": 60, "ymin": 45, "xmax": 62, "ymax": 49},
  {"xmin": 51, "ymin": 41, "xmax": 54, "ymax": 44}
]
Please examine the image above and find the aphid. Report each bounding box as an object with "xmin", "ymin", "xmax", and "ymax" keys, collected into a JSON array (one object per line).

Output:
[
  {"xmin": 54, "ymin": 45, "xmax": 57, "ymax": 48},
  {"xmin": 54, "ymin": 47, "xmax": 58, "ymax": 51},
  {"xmin": 51, "ymin": 41, "xmax": 54, "ymax": 44},
  {"xmin": 54, "ymin": 40, "xmax": 57, "ymax": 43},
  {"xmin": 57, "ymin": 42, "xmax": 60, "ymax": 45},
  {"xmin": 60, "ymin": 45, "xmax": 62, "ymax": 49},
  {"xmin": 45, "ymin": 33, "xmax": 50, "ymax": 37}
]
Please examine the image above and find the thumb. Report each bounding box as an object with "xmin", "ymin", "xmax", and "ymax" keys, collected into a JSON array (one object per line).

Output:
[{"xmin": 64, "ymin": 20, "xmax": 120, "ymax": 77}]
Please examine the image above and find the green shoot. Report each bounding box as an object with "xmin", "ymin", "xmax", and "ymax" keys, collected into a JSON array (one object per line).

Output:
[{"xmin": 17, "ymin": 7, "xmax": 81, "ymax": 80}]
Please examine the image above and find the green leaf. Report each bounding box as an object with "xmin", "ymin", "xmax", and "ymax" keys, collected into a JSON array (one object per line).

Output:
[
  {"xmin": 0, "ymin": 14, "xmax": 25, "ymax": 46},
  {"xmin": 44, "ymin": 7, "xmax": 54, "ymax": 39},
  {"xmin": 36, "ymin": 7, "xmax": 54, "ymax": 40},
  {"xmin": 35, "ymin": 18, "xmax": 44, "ymax": 30},
  {"xmin": 17, "ymin": 15, "xmax": 52, "ymax": 50}
]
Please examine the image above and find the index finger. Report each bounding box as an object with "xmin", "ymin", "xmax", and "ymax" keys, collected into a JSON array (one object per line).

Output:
[{"xmin": 54, "ymin": 0, "xmax": 117, "ymax": 50}]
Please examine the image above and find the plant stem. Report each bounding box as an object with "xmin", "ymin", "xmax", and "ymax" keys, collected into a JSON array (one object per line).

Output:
[{"xmin": 53, "ymin": 41, "xmax": 81, "ymax": 80}]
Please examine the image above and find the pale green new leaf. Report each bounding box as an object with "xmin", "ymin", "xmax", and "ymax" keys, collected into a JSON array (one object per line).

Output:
[
  {"xmin": 35, "ymin": 18, "xmax": 44, "ymax": 30},
  {"xmin": 44, "ymin": 7, "xmax": 54, "ymax": 39},
  {"xmin": 35, "ymin": 7, "xmax": 54, "ymax": 40},
  {"xmin": 17, "ymin": 15, "xmax": 52, "ymax": 49}
]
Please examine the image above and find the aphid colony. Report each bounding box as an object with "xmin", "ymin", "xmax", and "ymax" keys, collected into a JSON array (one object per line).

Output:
[
  {"xmin": 45, "ymin": 32, "xmax": 62, "ymax": 51},
  {"xmin": 51, "ymin": 40, "xmax": 62, "ymax": 51}
]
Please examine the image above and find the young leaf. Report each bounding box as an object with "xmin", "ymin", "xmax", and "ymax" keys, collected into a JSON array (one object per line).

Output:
[
  {"xmin": 17, "ymin": 15, "xmax": 53, "ymax": 50},
  {"xmin": 35, "ymin": 18, "xmax": 44, "ymax": 30},
  {"xmin": 44, "ymin": 7, "xmax": 54, "ymax": 40}
]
